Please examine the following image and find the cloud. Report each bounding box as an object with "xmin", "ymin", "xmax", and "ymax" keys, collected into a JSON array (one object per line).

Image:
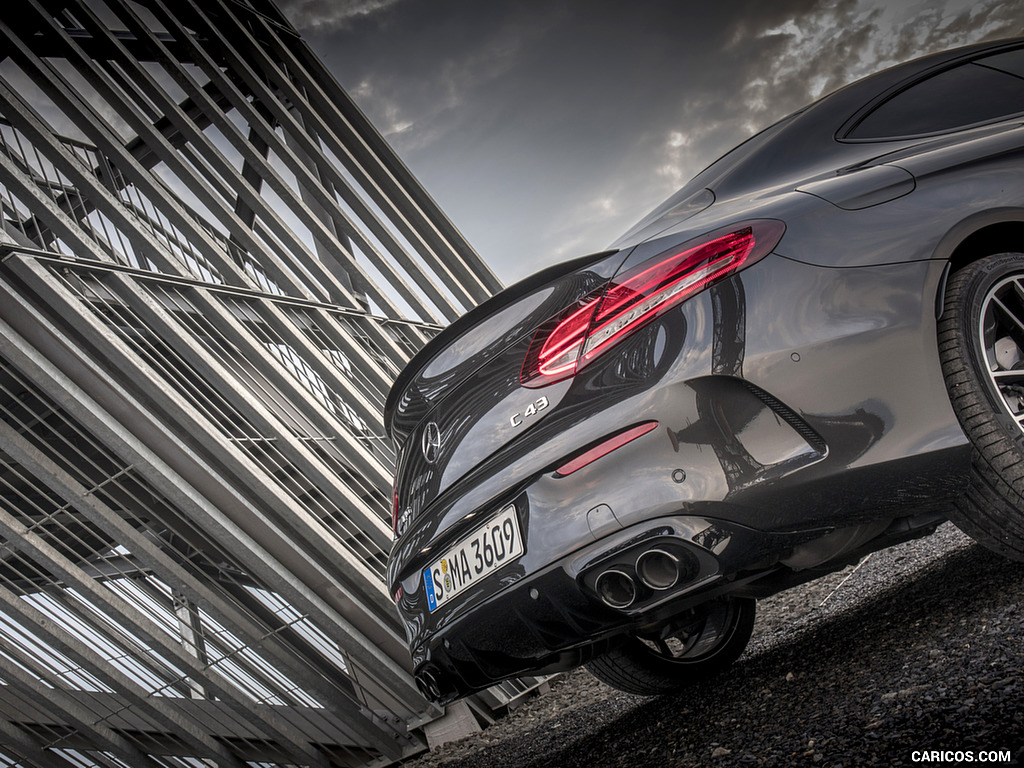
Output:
[
  {"xmin": 286, "ymin": 0, "xmax": 1024, "ymax": 283},
  {"xmin": 642, "ymin": 0, "xmax": 1024, "ymax": 223},
  {"xmin": 348, "ymin": 80, "xmax": 415, "ymax": 138},
  {"xmin": 278, "ymin": 0, "xmax": 405, "ymax": 32},
  {"xmin": 515, "ymin": 0, "xmax": 1024, "ymax": 272}
]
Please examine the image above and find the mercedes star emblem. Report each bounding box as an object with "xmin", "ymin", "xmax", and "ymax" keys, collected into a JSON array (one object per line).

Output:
[{"xmin": 422, "ymin": 421, "xmax": 442, "ymax": 463}]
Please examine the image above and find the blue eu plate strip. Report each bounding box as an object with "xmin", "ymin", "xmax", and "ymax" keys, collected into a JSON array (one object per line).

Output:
[{"xmin": 423, "ymin": 567, "xmax": 438, "ymax": 612}]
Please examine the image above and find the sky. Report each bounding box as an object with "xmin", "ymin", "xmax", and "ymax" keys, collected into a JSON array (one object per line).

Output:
[{"xmin": 279, "ymin": 0, "xmax": 1023, "ymax": 286}]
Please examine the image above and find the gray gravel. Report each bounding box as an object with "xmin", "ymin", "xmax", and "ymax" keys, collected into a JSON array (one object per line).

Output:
[{"xmin": 400, "ymin": 523, "xmax": 1024, "ymax": 767}]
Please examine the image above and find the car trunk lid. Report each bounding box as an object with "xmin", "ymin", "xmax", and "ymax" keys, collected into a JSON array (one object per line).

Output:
[{"xmin": 386, "ymin": 249, "xmax": 627, "ymax": 534}]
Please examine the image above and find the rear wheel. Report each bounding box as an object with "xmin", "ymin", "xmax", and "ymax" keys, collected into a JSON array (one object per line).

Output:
[
  {"xmin": 939, "ymin": 253, "xmax": 1024, "ymax": 560},
  {"xmin": 586, "ymin": 597, "xmax": 755, "ymax": 695}
]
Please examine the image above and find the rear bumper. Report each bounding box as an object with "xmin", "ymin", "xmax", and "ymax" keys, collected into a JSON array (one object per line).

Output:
[{"xmin": 408, "ymin": 513, "xmax": 822, "ymax": 703}]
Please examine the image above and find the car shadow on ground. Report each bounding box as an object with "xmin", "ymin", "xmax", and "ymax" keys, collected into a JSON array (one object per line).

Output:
[{"xmin": 444, "ymin": 538, "xmax": 1024, "ymax": 768}]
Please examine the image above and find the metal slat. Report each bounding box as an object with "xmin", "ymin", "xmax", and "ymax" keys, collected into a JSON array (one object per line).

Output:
[
  {"xmin": 128, "ymin": 0, "xmax": 460, "ymax": 324},
  {"xmin": 0, "ymin": 281, "xmax": 423, "ymax": 710},
  {"xmin": 0, "ymin": 506, "xmax": 334, "ymax": 767},
  {"xmin": 0, "ymin": 583, "xmax": 249, "ymax": 768},
  {"xmin": 32, "ymin": 0, "xmax": 443, "ymax": 332},
  {"xmin": 0, "ymin": 268, "xmax": 419, "ymax": 700},
  {"xmin": 101, "ymin": 268, "xmax": 396, "ymax": 542},
  {"xmin": 0, "ymin": 412, "xmax": 405, "ymax": 758},
  {"xmin": 26, "ymin": 0, "xmax": 426, "ymax": 367},
  {"xmin": 0, "ymin": 89, "xmax": 400, "ymax": 555},
  {"xmin": 241, "ymin": 0, "xmax": 503, "ymax": 301},
  {"xmin": 0, "ymin": 632, "xmax": 169, "ymax": 768},
  {"xmin": 13, "ymin": 258, "xmax": 397, "ymax": 594},
  {"xmin": 0, "ymin": 716, "xmax": 81, "ymax": 768},
  {"xmin": 0, "ymin": 2, "xmax": 521, "ymax": 764}
]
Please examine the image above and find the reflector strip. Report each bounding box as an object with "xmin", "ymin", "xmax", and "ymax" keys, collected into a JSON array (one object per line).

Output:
[{"xmin": 555, "ymin": 421, "xmax": 660, "ymax": 476}]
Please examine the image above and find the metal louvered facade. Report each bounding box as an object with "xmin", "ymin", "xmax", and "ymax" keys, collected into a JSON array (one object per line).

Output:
[{"xmin": 0, "ymin": 1, "xmax": 527, "ymax": 766}]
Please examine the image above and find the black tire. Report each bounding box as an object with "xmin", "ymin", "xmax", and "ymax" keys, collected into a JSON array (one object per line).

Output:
[
  {"xmin": 585, "ymin": 597, "xmax": 755, "ymax": 696},
  {"xmin": 939, "ymin": 253, "xmax": 1024, "ymax": 561}
]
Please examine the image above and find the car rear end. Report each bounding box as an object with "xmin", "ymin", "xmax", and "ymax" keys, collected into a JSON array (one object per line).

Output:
[{"xmin": 385, "ymin": 222, "xmax": 803, "ymax": 702}]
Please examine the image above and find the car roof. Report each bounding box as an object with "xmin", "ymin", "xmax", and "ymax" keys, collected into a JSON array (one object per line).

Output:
[
  {"xmin": 710, "ymin": 38, "xmax": 1024, "ymax": 186},
  {"xmin": 614, "ymin": 36, "xmax": 1024, "ymax": 247}
]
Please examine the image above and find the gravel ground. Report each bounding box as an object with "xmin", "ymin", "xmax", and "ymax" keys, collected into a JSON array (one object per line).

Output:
[{"xmin": 400, "ymin": 523, "xmax": 1024, "ymax": 767}]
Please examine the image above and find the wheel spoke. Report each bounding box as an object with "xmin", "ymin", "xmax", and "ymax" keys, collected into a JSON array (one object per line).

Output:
[
  {"xmin": 991, "ymin": 296, "xmax": 1024, "ymax": 344},
  {"xmin": 1012, "ymin": 278, "xmax": 1024, "ymax": 305},
  {"xmin": 981, "ymin": 278, "xmax": 1024, "ymax": 436}
]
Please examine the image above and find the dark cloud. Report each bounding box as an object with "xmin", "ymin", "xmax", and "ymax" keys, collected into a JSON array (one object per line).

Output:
[
  {"xmin": 283, "ymin": 0, "xmax": 1023, "ymax": 283},
  {"xmin": 278, "ymin": 0, "xmax": 406, "ymax": 31}
]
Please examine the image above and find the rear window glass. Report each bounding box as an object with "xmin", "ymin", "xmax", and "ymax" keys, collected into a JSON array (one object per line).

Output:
[{"xmin": 847, "ymin": 55, "xmax": 1024, "ymax": 140}]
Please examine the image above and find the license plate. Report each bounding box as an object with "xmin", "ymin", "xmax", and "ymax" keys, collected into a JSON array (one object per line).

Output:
[{"xmin": 423, "ymin": 505, "xmax": 523, "ymax": 612}]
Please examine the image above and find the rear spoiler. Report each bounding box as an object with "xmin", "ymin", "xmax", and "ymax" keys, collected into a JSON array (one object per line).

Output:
[{"xmin": 384, "ymin": 250, "xmax": 620, "ymax": 444}]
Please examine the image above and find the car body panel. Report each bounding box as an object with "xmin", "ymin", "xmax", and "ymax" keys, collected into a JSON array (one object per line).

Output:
[{"xmin": 385, "ymin": 37, "xmax": 1024, "ymax": 703}]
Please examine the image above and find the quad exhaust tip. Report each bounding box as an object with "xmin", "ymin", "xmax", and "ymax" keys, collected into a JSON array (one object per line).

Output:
[
  {"xmin": 415, "ymin": 668, "xmax": 442, "ymax": 701},
  {"xmin": 595, "ymin": 568, "xmax": 637, "ymax": 609},
  {"xmin": 636, "ymin": 548, "xmax": 680, "ymax": 591},
  {"xmin": 594, "ymin": 548, "xmax": 686, "ymax": 608}
]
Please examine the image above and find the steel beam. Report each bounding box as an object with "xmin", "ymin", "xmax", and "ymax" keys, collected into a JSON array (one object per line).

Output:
[
  {"xmin": 0, "ymin": 2, "xmax": 511, "ymax": 764},
  {"xmin": 0, "ymin": 283, "xmax": 423, "ymax": 708}
]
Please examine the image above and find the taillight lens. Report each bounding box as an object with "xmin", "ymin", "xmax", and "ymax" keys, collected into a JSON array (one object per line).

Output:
[
  {"xmin": 521, "ymin": 220, "xmax": 784, "ymax": 387},
  {"xmin": 520, "ymin": 294, "xmax": 602, "ymax": 382}
]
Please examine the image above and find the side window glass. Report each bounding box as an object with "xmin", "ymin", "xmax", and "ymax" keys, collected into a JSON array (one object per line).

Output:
[
  {"xmin": 978, "ymin": 48, "xmax": 1024, "ymax": 79},
  {"xmin": 847, "ymin": 54, "xmax": 1024, "ymax": 140}
]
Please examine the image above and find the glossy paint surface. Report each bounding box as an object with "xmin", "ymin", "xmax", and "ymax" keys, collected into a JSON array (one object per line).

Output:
[{"xmin": 385, "ymin": 37, "xmax": 1024, "ymax": 702}]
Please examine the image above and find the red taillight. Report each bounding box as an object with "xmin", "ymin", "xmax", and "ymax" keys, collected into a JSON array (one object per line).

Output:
[
  {"xmin": 520, "ymin": 295, "xmax": 601, "ymax": 382},
  {"xmin": 521, "ymin": 220, "xmax": 784, "ymax": 387},
  {"xmin": 583, "ymin": 229, "xmax": 755, "ymax": 361}
]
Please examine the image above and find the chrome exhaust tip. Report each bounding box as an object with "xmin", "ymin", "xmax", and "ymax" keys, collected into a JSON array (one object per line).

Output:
[
  {"xmin": 415, "ymin": 668, "xmax": 442, "ymax": 701},
  {"xmin": 595, "ymin": 568, "xmax": 637, "ymax": 608},
  {"xmin": 636, "ymin": 548, "xmax": 680, "ymax": 591}
]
